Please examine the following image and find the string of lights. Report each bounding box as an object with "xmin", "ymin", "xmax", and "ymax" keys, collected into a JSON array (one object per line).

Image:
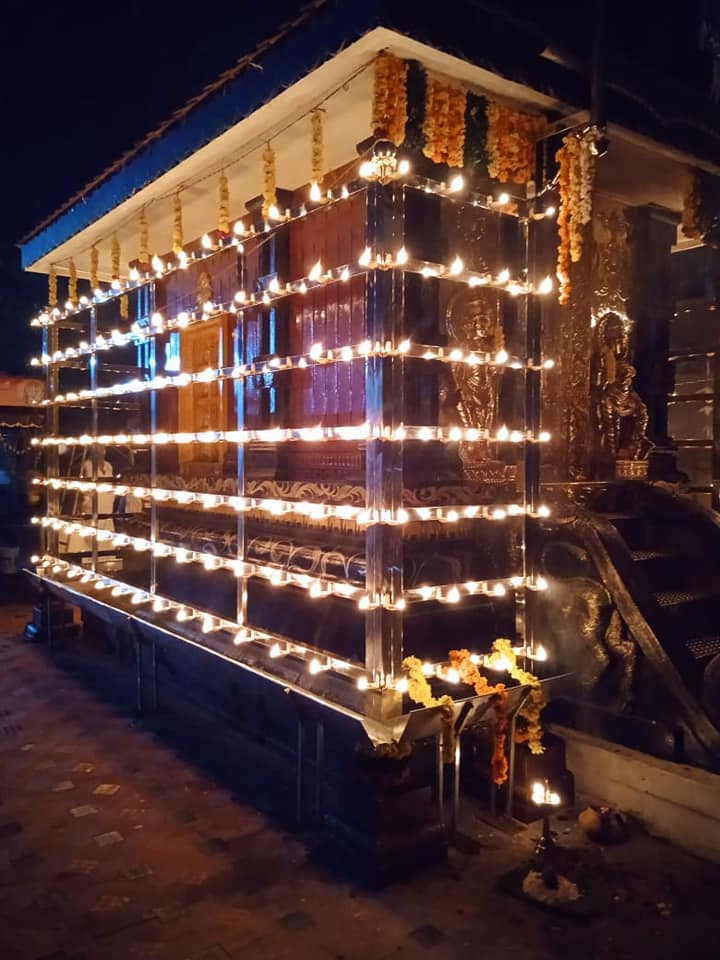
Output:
[
  {"xmin": 30, "ymin": 248, "xmax": 555, "ymax": 369},
  {"xmin": 34, "ymin": 516, "xmax": 543, "ymax": 608},
  {"xmin": 29, "ymin": 165, "xmax": 556, "ymax": 328},
  {"xmin": 33, "ymin": 477, "xmax": 552, "ymax": 523},
  {"xmin": 32, "ymin": 423, "xmax": 552, "ymax": 447},
  {"xmin": 34, "ymin": 553, "xmax": 547, "ymax": 692},
  {"xmin": 36, "ymin": 341, "xmax": 554, "ymax": 405}
]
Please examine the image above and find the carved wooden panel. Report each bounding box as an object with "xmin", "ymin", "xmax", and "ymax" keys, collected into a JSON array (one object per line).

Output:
[{"xmin": 178, "ymin": 314, "xmax": 234, "ymax": 467}]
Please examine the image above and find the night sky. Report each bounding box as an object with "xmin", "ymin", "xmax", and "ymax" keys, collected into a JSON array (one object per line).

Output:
[{"xmin": 0, "ymin": 0, "xmax": 714, "ymax": 374}]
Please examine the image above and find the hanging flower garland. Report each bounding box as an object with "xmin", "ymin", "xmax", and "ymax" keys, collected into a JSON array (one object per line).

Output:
[
  {"xmin": 402, "ymin": 656, "xmax": 455, "ymax": 762},
  {"xmin": 218, "ymin": 172, "xmax": 230, "ymax": 235},
  {"xmin": 556, "ymin": 143, "xmax": 571, "ymax": 305},
  {"xmin": 90, "ymin": 245, "xmax": 99, "ymax": 291},
  {"xmin": 310, "ymin": 109, "xmax": 323, "ymax": 197},
  {"xmin": 111, "ymin": 234, "xmax": 128, "ymax": 319},
  {"xmin": 682, "ymin": 168, "xmax": 702, "ymax": 240},
  {"xmin": 139, "ymin": 208, "xmax": 150, "ymax": 266},
  {"xmin": 172, "ymin": 193, "xmax": 183, "ymax": 255},
  {"xmin": 555, "ymin": 128, "xmax": 599, "ymax": 304},
  {"xmin": 404, "ymin": 639, "xmax": 545, "ymax": 785},
  {"xmin": 448, "ymin": 648, "xmax": 509, "ymax": 784},
  {"xmin": 486, "ymin": 101, "xmax": 537, "ymax": 184},
  {"xmin": 422, "ymin": 76, "xmax": 467, "ymax": 169},
  {"xmin": 262, "ymin": 143, "xmax": 277, "ymax": 219},
  {"xmin": 490, "ymin": 639, "xmax": 545, "ymax": 756},
  {"xmin": 371, "ymin": 52, "xmax": 408, "ymax": 145},
  {"xmin": 68, "ymin": 258, "xmax": 78, "ymax": 305},
  {"xmin": 48, "ymin": 266, "xmax": 57, "ymax": 308},
  {"xmin": 111, "ymin": 234, "xmax": 120, "ymax": 280}
]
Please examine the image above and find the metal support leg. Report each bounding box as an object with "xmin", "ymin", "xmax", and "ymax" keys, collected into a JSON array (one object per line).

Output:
[
  {"xmin": 135, "ymin": 634, "xmax": 143, "ymax": 714},
  {"xmin": 150, "ymin": 639, "xmax": 159, "ymax": 712},
  {"xmin": 296, "ymin": 720, "xmax": 305, "ymax": 823},
  {"xmin": 451, "ymin": 737, "xmax": 462, "ymax": 836},
  {"xmin": 506, "ymin": 712, "xmax": 518, "ymax": 818},
  {"xmin": 314, "ymin": 721, "xmax": 325, "ymax": 819},
  {"xmin": 45, "ymin": 594, "xmax": 52, "ymax": 650},
  {"xmin": 436, "ymin": 734, "xmax": 445, "ymax": 827}
]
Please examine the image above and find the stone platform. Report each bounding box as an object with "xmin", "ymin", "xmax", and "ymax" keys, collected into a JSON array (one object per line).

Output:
[{"xmin": 1, "ymin": 604, "xmax": 719, "ymax": 960}]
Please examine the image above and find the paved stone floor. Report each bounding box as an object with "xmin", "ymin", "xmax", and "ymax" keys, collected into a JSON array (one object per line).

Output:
[{"xmin": 1, "ymin": 603, "xmax": 720, "ymax": 960}]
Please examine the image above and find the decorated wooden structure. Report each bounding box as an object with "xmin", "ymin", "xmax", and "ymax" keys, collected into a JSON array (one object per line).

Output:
[{"xmin": 20, "ymin": 3, "xmax": 720, "ymax": 869}]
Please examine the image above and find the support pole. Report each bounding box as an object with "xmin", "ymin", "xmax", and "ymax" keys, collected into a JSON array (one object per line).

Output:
[
  {"xmin": 436, "ymin": 734, "xmax": 445, "ymax": 827},
  {"xmin": 363, "ymin": 179, "xmax": 405, "ymax": 693},
  {"xmin": 135, "ymin": 632, "xmax": 143, "ymax": 714},
  {"xmin": 314, "ymin": 720, "xmax": 325, "ymax": 818},
  {"xmin": 296, "ymin": 719, "xmax": 305, "ymax": 823}
]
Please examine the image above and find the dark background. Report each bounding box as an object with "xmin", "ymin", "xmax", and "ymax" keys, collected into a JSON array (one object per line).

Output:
[{"xmin": 0, "ymin": 0, "xmax": 715, "ymax": 374}]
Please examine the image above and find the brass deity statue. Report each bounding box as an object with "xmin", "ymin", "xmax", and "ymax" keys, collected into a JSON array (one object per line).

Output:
[
  {"xmin": 443, "ymin": 288, "xmax": 511, "ymax": 481},
  {"xmin": 593, "ymin": 312, "xmax": 650, "ymax": 462}
]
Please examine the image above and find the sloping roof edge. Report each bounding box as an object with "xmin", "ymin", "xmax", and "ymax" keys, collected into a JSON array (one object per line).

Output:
[{"xmin": 20, "ymin": 0, "xmax": 380, "ymax": 269}]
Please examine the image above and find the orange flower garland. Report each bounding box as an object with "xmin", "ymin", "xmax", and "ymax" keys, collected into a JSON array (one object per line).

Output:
[
  {"xmin": 682, "ymin": 168, "xmax": 702, "ymax": 240},
  {"xmin": 490, "ymin": 638, "xmax": 545, "ymax": 755},
  {"xmin": 402, "ymin": 656, "xmax": 455, "ymax": 762},
  {"xmin": 172, "ymin": 192, "xmax": 183, "ymax": 255},
  {"xmin": 371, "ymin": 52, "xmax": 408, "ymax": 145},
  {"xmin": 422, "ymin": 76, "xmax": 467, "ymax": 168},
  {"xmin": 556, "ymin": 144, "xmax": 571, "ymax": 305},
  {"xmin": 139, "ymin": 208, "xmax": 149, "ymax": 266},
  {"xmin": 310, "ymin": 108, "xmax": 323, "ymax": 193},
  {"xmin": 486, "ymin": 101, "xmax": 537, "ymax": 184},
  {"xmin": 90, "ymin": 245, "xmax": 99, "ymax": 291},
  {"xmin": 111, "ymin": 234, "xmax": 120, "ymax": 280},
  {"xmin": 262, "ymin": 144, "xmax": 277, "ymax": 219},
  {"xmin": 448, "ymin": 648, "xmax": 509, "ymax": 784},
  {"xmin": 48, "ymin": 266, "xmax": 57, "ymax": 308},
  {"xmin": 555, "ymin": 128, "xmax": 599, "ymax": 304},
  {"xmin": 404, "ymin": 640, "xmax": 544, "ymax": 782},
  {"xmin": 218, "ymin": 172, "xmax": 230, "ymax": 235},
  {"xmin": 68, "ymin": 258, "xmax": 77, "ymax": 305}
]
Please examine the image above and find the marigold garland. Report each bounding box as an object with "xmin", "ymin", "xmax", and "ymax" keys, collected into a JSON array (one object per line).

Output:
[
  {"xmin": 90, "ymin": 246, "xmax": 99, "ymax": 291},
  {"xmin": 68, "ymin": 258, "xmax": 77, "ymax": 305},
  {"xmin": 172, "ymin": 193, "xmax": 183, "ymax": 255},
  {"xmin": 490, "ymin": 638, "xmax": 545, "ymax": 756},
  {"xmin": 448, "ymin": 648, "xmax": 508, "ymax": 784},
  {"xmin": 310, "ymin": 109, "xmax": 323, "ymax": 191},
  {"xmin": 556, "ymin": 144, "xmax": 572, "ymax": 305},
  {"xmin": 555, "ymin": 128, "xmax": 599, "ymax": 304},
  {"xmin": 422, "ymin": 76, "xmax": 467, "ymax": 169},
  {"xmin": 682, "ymin": 168, "xmax": 702, "ymax": 240},
  {"xmin": 120, "ymin": 294, "xmax": 129, "ymax": 320},
  {"xmin": 371, "ymin": 52, "xmax": 408, "ymax": 145},
  {"xmin": 404, "ymin": 640, "xmax": 544, "ymax": 782},
  {"xmin": 262, "ymin": 143, "xmax": 277, "ymax": 219},
  {"xmin": 139, "ymin": 208, "xmax": 149, "ymax": 265},
  {"xmin": 48, "ymin": 266, "xmax": 57, "ymax": 308},
  {"xmin": 111, "ymin": 234, "xmax": 120, "ymax": 279},
  {"xmin": 218, "ymin": 172, "xmax": 230, "ymax": 235},
  {"xmin": 486, "ymin": 101, "xmax": 537, "ymax": 184},
  {"xmin": 402, "ymin": 656, "xmax": 455, "ymax": 762}
]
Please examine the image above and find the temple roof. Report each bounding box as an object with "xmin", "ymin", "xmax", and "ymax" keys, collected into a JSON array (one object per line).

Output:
[{"xmin": 21, "ymin": 0, "xmax": 720, "ymax": 273}]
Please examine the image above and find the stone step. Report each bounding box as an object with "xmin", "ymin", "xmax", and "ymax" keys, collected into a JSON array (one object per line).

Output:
[
  {"xmin": 655, "ymin": 588, "xmax": 720, "ymax": 607},
  {"xmin": 686, "ymin": 636, "xmax": 720, "ymax": 661},
  {"xmin": 630, "ymin": 549, "xmax": 676, "ymax": 562}
]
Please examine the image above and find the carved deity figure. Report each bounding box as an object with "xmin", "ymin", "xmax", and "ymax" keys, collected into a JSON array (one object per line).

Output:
[
  {"xmin": 444, "ymin": 288, "xmax": 504, "ymax": 433},
  {"xmin": 443, "ymin": 289, "xmax": 505, "ymax": 479},
  {"xmin": 599, "ymin": 360, "xmax": 649, "ymax": 459},
  {"xmin": 593, "ymin": 312, "xmax": 649, "ymax": 460}
]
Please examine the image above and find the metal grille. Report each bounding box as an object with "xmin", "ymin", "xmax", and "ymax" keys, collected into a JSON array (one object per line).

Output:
[{"xmin": 686, "ymin": 636, "xmax": 720, "ymax": 660}]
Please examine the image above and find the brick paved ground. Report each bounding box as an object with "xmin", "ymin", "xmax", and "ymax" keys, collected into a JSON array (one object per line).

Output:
[{"xmin": 1, "ymin": 602, "xmax": 719, "ymax": 960}]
